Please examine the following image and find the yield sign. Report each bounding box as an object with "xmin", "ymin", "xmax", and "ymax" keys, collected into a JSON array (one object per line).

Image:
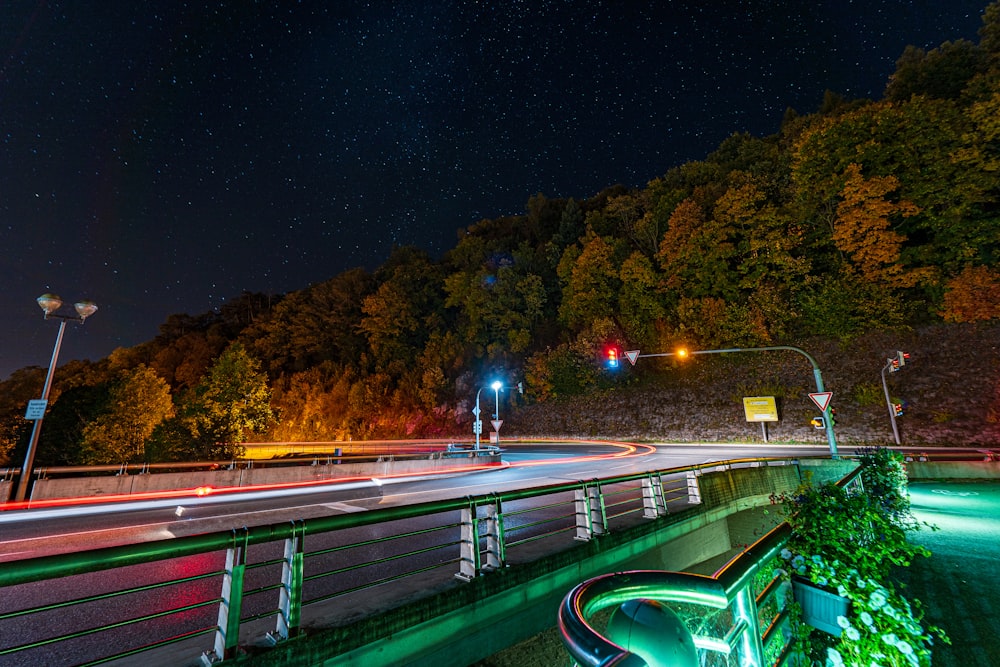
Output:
[
  {"xmin": 809, "ymin": 392, "xmax": 833, "ymax": 412},
  {"xmin": 491, "ymin": 419, "xmax": 503, "ymax": 432},
  {"xmin": 624, "ymin": 350, "xmax": 640, "ymax": 366}
]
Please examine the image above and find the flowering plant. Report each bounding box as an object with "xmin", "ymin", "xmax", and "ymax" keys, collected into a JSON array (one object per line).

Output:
[
  {"xmin": 781, "ymin": 549, "xmax": 946, "ymax": 667},
  {"xmin": 778, "ymin": 448, "xmax": 931, "ymax": 581},
  {"xmin": 776, "ymin": 448, "xmax": 947, "ymax": 666}
]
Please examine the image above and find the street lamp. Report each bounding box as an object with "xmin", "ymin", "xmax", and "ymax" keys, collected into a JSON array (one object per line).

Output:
[
  {"xmin": 473, "ymin": 380, "xmax": 505, "ymax": 450},
  {"xmin": 491, "ymin": 380, "xmax": 502, "ymax": 419},
  {"xmin": 15, "ymin": 294, "xmax": 98, "ymax": 502}
]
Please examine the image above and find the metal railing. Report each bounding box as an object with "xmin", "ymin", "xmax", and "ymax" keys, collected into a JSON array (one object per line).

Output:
[
  {"xmin": 557, "ymin": 465, "xmax": 867, "ymax": 667},
  {"xmin": 0, "ymin": 457, "xmax": 798, "ymax": 666}
]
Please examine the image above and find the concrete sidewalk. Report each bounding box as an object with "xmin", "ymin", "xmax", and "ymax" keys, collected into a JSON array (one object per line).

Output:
[{"xmin": 897, "ymin": 480, "xmax": 1000, "ymax": 667}]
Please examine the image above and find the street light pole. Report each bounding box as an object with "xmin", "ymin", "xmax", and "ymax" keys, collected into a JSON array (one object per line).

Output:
[
  {"xmin": 474, "ymin": 386, "xmax": 485, "ymax": 450},
  {"xmin": 473, "ymin": 380, "xmax": 504, "ymax": 450},
  {"xmin": 491, "ymin": 380, "xmax": 503, "ymax": 448},
  {"xmin": 636, "ymin": 345, "xmax": 839, "ymax": 458},
  {"xmin": 15, "ymin": 294, "xmax": 98, "ymax": 502}
]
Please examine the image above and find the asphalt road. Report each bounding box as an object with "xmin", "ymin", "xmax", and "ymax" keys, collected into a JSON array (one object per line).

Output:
[{"xmin": 0, "ymin": 441, "xmax": 831, "ymax": 561}]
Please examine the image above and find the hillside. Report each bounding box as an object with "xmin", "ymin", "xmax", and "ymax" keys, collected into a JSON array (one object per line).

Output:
[{"xmin": 504, "ymin": 323, "xmax": 1000, "ymax": 448}]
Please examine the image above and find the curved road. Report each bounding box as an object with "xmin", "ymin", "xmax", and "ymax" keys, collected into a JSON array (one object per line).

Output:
[{"xmin": 0, "ymin": 441, "xmax": 829, "ymax": 561}]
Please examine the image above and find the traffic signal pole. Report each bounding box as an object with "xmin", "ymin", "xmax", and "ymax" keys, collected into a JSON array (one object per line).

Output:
[
  {"xmin": 635, "ymin": 345, "xmax": 839, "ymax": 458},
  {"xmin": 880, "ymin": 351, "xmax": 908, "ymax": 446}
]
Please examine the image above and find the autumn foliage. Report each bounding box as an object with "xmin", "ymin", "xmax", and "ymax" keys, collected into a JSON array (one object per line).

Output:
[{"xmin": 3, "ymin": 3, "xmax": 1000, "ymax": 459}]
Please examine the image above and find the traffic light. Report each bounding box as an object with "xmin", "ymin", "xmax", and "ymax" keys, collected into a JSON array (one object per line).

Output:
[
  {"xmin": 893, "ymin": 403, "xmax": 904, "ymax": 417},
  {"xmin": 810, "ymin": 416, "xmax": 825, "ymax": 429},
  {"xmin": 888, "ymin": 350, "xmax": 910, "ymax": 372},
  {"xmin": 607, "ymin": 347, "xmax": 620, "ymax": 368},
  {"xmin": 676, "ymin": 347, "xmax": 688, "ymax": 359}
]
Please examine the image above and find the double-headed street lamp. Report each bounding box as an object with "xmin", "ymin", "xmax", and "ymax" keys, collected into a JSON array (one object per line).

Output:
[{"xmin": 15, "ymin": 294, "xmax": 98, "ymax": 502}]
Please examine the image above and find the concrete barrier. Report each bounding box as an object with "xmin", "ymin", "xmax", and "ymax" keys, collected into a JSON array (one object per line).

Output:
[
  {"xmin": 31, "ymin": 474, "xmax": 135, "ymax": 500},
  {"xmin": 905, "ymin": 460, "xmax": 1000, "ymax": 480},
  {"xmin": 25, "ymin": 454, "xmax": 502, "ymax": 501}
]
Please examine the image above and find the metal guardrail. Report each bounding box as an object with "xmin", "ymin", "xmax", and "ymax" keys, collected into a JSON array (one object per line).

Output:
[
  {"xmin": 557, "ymin": 464, "xmax": 868, "ymax": 667},
  {"xmin": 0, "ymin": 457, "xmax": 794, "ymax": 666}
]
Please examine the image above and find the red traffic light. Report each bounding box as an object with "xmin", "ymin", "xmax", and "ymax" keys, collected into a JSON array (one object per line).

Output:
[{"xmin": 606, "ymin": 347, "xmax": 619, "ymax": 368}]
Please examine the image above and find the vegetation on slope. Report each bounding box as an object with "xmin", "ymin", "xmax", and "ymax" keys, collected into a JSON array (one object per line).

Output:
[{"xmin": 3, "ymin": 4, "xmax": 1000, "ymax": 466}]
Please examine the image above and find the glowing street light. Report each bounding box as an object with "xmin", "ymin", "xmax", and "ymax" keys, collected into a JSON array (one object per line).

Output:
[
  {"xmin": 473, "ymin": 380, "xmax": 505, "ymax": 450},
  {"xmin": 491, "ymin": 380, "xmax": 502, "ymax": 419},
  {"xmin": 15, "ymin": 294, "xmax": 98, "ymax": 502}
]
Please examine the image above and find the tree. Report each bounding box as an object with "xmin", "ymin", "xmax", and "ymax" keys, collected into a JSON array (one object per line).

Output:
[
  {"xmin": 360, "ymin": 246, "xmax": 446, "ymax": 369},
  {"xmin": 557, "ymin": 231, "xmax": 622, "ymax": 331},
  {"xmin": 185, "ymin": 343, "xmax": 274, "ymax": 459},
  {"xmin": 884, "ymin": 41, "xmax": 985, "ymax": 102},
  {"xmin": 243, "ymin": 268, "xmax": 373, "ymax": 375},
  {"xmin": 617, "ymin": 251, "xmax": 667, "ymax": 349},
  {"xmin": 656, "ymin": 196, "xmax": 737, "ymax": 300},
  {"xmin": 79, "ymin": 365, "xmax": 175, "ymax": 463},
  {"xmin": 834, "ymin": 163, "xmax": 925, "ymax": 289},
  {"xmin": 940, "ymin": 265, "xmax": 1000, "ymax": 322}
]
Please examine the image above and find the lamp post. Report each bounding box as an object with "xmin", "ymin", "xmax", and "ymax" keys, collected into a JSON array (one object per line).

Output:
[
  {"xmin": 634, "ymin": 345, "xmax": 839, "ymax": 458},
  {"xmin": 15, "ymin": 294, "xmax": 98, "ymax": 502},
  {"xmin": 473, "ymin": 380, "xmax": 504, "ymax": 450},
  {"xmin": 491, "ymin": 380, "xmax": 503, "ymax": 447}
]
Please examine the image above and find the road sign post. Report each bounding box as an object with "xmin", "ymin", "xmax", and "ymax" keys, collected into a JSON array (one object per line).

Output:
[{"xmin": 742, "ymin": 396, "xmax": 778, "ymax": 442}]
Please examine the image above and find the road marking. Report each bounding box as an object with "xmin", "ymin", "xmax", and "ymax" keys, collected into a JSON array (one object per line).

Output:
[
  {"xmin": 322, "ymin": 502, "xmax": 366, "ymax": 512},
  {"xmin": 930, "ymin": 489, "xmax": 979, "ymax": 496}
]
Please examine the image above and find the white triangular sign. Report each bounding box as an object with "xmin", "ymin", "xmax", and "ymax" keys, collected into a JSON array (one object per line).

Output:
[
  {"xmin": 491, "ymin": 419, "xmax": 503, "ymax": 432},
  {"xmin": 624, "ymin": 350, "xmax": 640, "ymax": 366},
  {"xmin": 809, "ymin": 392, "xmax": 833, "ymax": 411}
]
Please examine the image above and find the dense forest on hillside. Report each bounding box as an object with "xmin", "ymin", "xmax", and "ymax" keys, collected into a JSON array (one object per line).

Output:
[{"xmin": 3, "ymin": 4, "xmax": 1000, "ymax": 466}]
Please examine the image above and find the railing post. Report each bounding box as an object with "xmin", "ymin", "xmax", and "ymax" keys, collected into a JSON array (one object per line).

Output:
[
  {"xmin": 483, "ymin": 494, "xmax": 505, "ymax": 571},
  {"xmin": 686, "ymin": 470, "xmax": 702, "ymax": 505},
  {"xmin": 574, "ymin": 485, "xmax": 593, "ymax": 541},
  {"xmin": 456, "ymin": 498, "xmax": 480, "ymax": 581},
  {"xmin": 269, "ymin": 520, "xmax": 304, "ymax": 643},
  {"xmin": 641, "ymin": 473, "xmax": 666, "ymax": 518},
  {"xmin": 204, "ymin": 528, "xmax": 248, "ymax": 664},
  {"xmin": 732, "ymin": 584, "xmax": 765, "ymax": 667},
  {"xmin": 588, "ymin": 481, "xmax": 608, "ymax": 537}
]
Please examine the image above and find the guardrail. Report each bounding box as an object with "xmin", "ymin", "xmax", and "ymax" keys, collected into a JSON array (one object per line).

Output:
[
  {"xmin": 557, "ymin": 465, "xmax": 868, "ymax": 667},
  {"xmin": 0, "ymin": 457, "xmax": 793, "ymax": 666}
]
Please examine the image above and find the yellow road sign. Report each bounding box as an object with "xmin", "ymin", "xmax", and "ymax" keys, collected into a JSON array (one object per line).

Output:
[{"xmin": 743, "ymin": 396, "xmax": 778, "ymax": 422}]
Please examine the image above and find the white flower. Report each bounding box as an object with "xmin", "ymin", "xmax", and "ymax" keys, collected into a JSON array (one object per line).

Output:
[
  {"xmin": 836, "ymin": 615, "xmax": 851, "ymax": 629},
  {"xmin": 827, "ymin": 647, "xmax": 845, "ymax": 666},
  {"xmin": 845, "ymin": 626, "xmax": 861, "ymax": 641},
  {"xmin": 780, "ymin": 548, "xmax": 792, "ymax": 560},
  {"xmin": 881, "ymin": 632, "xmax": 898, "ymax": 646},
  {"xmin": 869, "ymin": 589, "xmax": 888, "ymax": 609},
  {"xmin": 897, "ymin": 641, "xmax": 914, "ymax": 656},
  {"xmin": 859, "ymin": 611, "xmax": 874, "ymax": 627}
]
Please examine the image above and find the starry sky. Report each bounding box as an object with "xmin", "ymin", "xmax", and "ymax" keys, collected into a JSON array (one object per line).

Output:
[{"xmin": 0, "ymin": 0, "xmax": 990, "ymax": 380}]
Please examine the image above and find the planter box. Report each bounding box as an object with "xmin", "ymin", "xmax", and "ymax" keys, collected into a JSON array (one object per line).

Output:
[{"xmin": 793, "ymin": 578, "xmax": 849, "ymax": 636}]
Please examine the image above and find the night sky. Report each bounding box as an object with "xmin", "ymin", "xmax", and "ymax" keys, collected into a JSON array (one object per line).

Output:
[{"xmin": 0, "ymin": 1, "xmax": 989, "ymax": 380}]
